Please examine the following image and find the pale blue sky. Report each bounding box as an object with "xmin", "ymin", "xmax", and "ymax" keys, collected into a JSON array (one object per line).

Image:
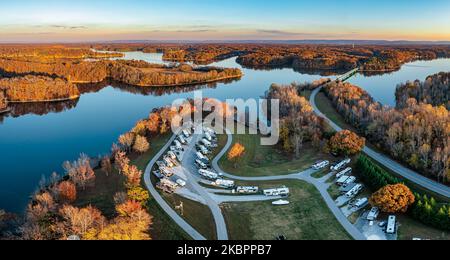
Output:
[{"xmin": 0, "ymin": 0, "xmax": 449, "ymax": 42}]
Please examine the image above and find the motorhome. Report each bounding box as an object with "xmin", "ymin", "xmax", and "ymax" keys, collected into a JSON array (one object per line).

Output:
[
  {"xmin": 342, "ymin": 176, "xmax": 356, "ymax": 187},
  {"xmin": 157, "ymin": 178, "xmax": 179, "ymax": 193},
  {"xmin": 312, "ymin": 160, "xmax": 330, "ymax": 170},
  {"xmin": 263, "ymin": 187, "xmax": 290, "ymax": 197},
  {"xmin": 204, "ymin": 132, "xmax": 213, "ymax": 142},
  {"xmin": 178, "ymin": 135, "xmax": 187, "ymax": 145},
  {"xmin": 195, "ymin": 159, "xmax": 207, "ymax": 169},
  {"xmin": 153, "ymin": 170, "xmax": 163, "ymax": 179},
  {"xmin": 182, "ymin": 129, "xmax": 190, "ymax": 138},
  {"xmin": 176, "ymin": 179, "xmax": 187, "ymax": 187},
  {"xmin": 174, "ymin": 140, "xmax": 182, "ymax": 150},
  {"xmin": 235, "ymin": 186, "xmax": 259, "ymax": 194},
  {"xmin": 199, "ymin": 169, "xmax": 219, "ymax": 180},
  {"xmin": 163, "ymin": 157, "xmax": 175, "ymax": 168},
  {"xmin": 167, "ymin": 151, "xmax": 177, "ymax": 160},
  {"xmin": 214, "ymin": 179, "xmax": 235, "ymax": 188},
  {"xmin": 196, "ymin": 152, "xmax": 207, "ymax": 160},
  {"xmin": 201, "ymin": 138, "xmax": 212, "ymax": 147},
  {"xmin": 159, "ymin": 167, "xmax": 173, "ymax": 177},
  {"xmin": 336, "ymin": 167, "xmax": 352, "ymax": 179},
  {"xmin": 352, "ymin": 197, "xmax": 368, "ymax": 208},
  {"xmin": 386, "ymin": 215, "xmax": 397, "ymax": 234},
  {"xmin": 367, "ymin": 207, "xmax": 380, "ymax": 221},
  {"xmin": 331, "ymin": 158, "xmax": 351, "ymax": 171},
  {"xmin": 345, "ymin": 184, "xmax": 363, "ymax": 198},
  {"xmin": 336, "ymin": 176, "xmax": 350, "ymax": 186}
]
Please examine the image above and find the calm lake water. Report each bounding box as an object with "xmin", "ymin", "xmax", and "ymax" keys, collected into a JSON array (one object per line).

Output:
[{"xmin": 0, "ymin": 52, "xmax": 448, "ymax": 213}]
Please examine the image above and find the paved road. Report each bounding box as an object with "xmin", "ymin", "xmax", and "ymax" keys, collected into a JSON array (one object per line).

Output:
[
  {"xmin": 310, "ymin": 87, "xmax": 450, "ymax": 199},
  {"xmin": 181, "ymin": 129, "xmax": 229, "ymax": 240},
  {"xmin": 143, "ymin": 133, "xmax": 207, "ymax": 240},
  {"xmin": 212, "ymin": 127, "xmax": 366, "ymax": 240}
]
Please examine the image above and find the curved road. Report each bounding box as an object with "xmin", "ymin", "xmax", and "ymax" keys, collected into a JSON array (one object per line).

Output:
[
  {"xmin": 143, "ymin": 133, "xmax": 207, "ymax": 240},
  {"xmin": 310, "ymin": 87, "xmax": 450, "ymax": 199},
  {"xmin": 212, "ymin": 128, "xmax": 366, "ymax": 240}
]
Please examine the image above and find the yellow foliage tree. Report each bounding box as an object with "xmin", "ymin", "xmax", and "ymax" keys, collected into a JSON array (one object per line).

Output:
[
  {"xmin": 228, "ymin": 143, "xmax": 246, "ymax": 168},
  {"xmin": 369, "ymin": 184, "xmax": 415, "ymax": 213}
]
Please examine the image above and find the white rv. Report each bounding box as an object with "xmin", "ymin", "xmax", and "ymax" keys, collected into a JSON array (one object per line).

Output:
[
  {"xmin": 204, "ymin": 132, "xmax": 213, "ymax": 142},
  {"xmin": 352, "ymin": 197, "xmax": 368, "ymax": 208},
  {"xmin": 386, "ymin": 215, "xmax": 397, "ymax": 234},
  {"xmin": 182, "ymin": 129, "xmax": 190, "ymax": 138},
  {"xmin": 196, "ymin": 152, "xmax": 207, "ymax": 160},
  {"xmin": 195, "ymin": 159, "xmax": 207, "ymax": 169},
  {"xmin": 312, "ymin": 160, "xmax": 330, "ymax": 170},
  {"xmin": 236, "ymin": 186, "xmax": 259, "ymax": 194},
  {"xmin": 367, "ymin": 207, "xmax": 380, "ymax": 221},
  {"xmin": 214, "ymin": 179, "xmax": 235, "ymax": 188},
  {"xmin": 336, "ymin": 167, "xmax": 352, "ymax": 179},
  {"xmin": 263, "ymin": 187, "xmax": 290, "ymax": 197},
  {"xmin": 174, "ymin": 140, "xmax": 182, "ymax": 150},
  {"xmin": 336, "ymin": 176, "xmax": 350, "ymax": 186},
  {"xmin": 345, "ymin": 184, "xmax": 363, "ymax": 198},
  {"xmin": 167, "ymin": 151, "xmax": 177, "ymax": 160},
  {"xmin": 178, "ymin": 135, "xmax": 187, "ymax": 145},
  {"xmin": 331, "ymin": 158, "xmax": 351, "ymax": 171},
  {"xmin": 201, "ymin": 138, "xmax": 212, "ymax": 147},
  {"xmin": 342, "ymin": 176, "xmax": 356, "ymax": 187},
  {"xmin": 199, "ymin": 169, "xmax": 219, "ymax": 180}
]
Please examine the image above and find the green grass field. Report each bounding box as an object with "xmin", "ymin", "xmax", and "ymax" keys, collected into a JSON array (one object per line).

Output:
[
  {"xmin": 218, "ymin": 129, "xmax": 333, "ymax": 177},
  {"xmin": 222, "ymin": 180, "xmax": 352, "ymax": 240}
]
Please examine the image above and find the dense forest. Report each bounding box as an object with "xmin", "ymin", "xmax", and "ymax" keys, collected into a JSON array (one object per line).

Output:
[
  {"xmin": 323, "ymin": 81, "xmax": 449, "ymax": 183},
  {"xmin": 0, "ymin": 76, "xmax": 79, "ymax": 102},
  {"xmin": 396, "ymin": 72, "xmax": 449, "ymax": 109}
]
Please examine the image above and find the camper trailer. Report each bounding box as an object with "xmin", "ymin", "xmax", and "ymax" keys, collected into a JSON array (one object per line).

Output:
[
  {"xmin": 199, "ymin": 169, "xmax": 219, "ymax": 180},
  {"xmin": 182, "ymin": 129, "xmax": 191, "ymax": 138},
  {"xmin": 195, "ymin": 159, "xmax": 208, "ymax": 169},
  {"xmin": 201, "ymin": 138, "xmax": 212, "ymax": 147},
  {"xmin": 235, "ymin": 186, "xmax": 259, "ymax": 194},
  {"xmin": 342, "ymin": 176, "xmax": 356, "ymax": 187},
  {"xmin": 312, "ymin": 160, "xmax": 330, "ymax": 170},
  {"xmin": 331, "ymin": 158, "xmax": 351, "ymax": 171},
  {"xmin": 214, "ymin": 179, "xmax": 235, "ymax": 188},
  {"xmin": 336, "ymin": 176, "xmax": 351, "ymax": 186},
  {"xmin": 352, "ymin": 197, "xmax": 368, "ymax": 209},
  {"xmin": 167, "ymin": 151, "xmax": 177, "ymax": 160},
  {"xmin": 178, "ymin": 135, "xmax": 187, "ymax": 145},
  {"xmin": 386, "ymin": 215, "xmax": 397, "ymax": 234},
  {"xmin": 367, "ymin": 207, "xmax": 380, "ymax": 221},
  {"xmin": 163, "ymin": 157, "xmax": 175, "ymax": 168},
  {"xmin": 345, "ymin": 184, "xmax": 363, "ymax": 198},
  {"xmin": 174, "ymin": 140, "xmax": 182, "ymax": 150},
  {"xmin": 336, "ymin": 167, "xmax": 352, "ymax": 179},
  {"xmin": 263, "ymin": 187, "xmax": 290, "ymax": 197},
  {"xmin": 157, "ymin": 178, "xmax": 179, "ymax": 193}
]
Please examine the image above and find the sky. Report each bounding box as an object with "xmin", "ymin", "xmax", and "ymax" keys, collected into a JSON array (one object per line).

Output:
[{"xmin": 0, "ymin": 0, "xmax": 449, "ymax": 42}]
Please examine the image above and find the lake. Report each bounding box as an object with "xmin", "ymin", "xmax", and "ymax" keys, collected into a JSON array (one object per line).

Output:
[{"xmin": 0, "ymin": 52, "xmax": 448, "ymax": 213}]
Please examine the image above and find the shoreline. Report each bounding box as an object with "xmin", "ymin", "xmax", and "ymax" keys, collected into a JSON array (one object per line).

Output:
[{"xmin": 7, "ymin": 95, "xmax": 80, "ymax": 104}]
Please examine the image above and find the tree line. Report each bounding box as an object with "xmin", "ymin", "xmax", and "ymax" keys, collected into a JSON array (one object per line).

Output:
[
  {"xmin": 356, "ymin": 155, "xmax": 449, "ymax": 231},
  {"xmin": 396, "ymin": 72, "xmax": 449, "ymax": 110},
  {"xmin": 323, "ymin": 81, "xmax": 449, "ymax": 183},
  {"xmin": 0, "ymin": 76, "xmax": 79, "ymax": 102}
]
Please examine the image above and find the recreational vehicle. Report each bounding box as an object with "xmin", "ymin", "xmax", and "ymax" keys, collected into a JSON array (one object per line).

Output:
[
  {"xmin": 182, "ymin": 129, "xmax": 191, "ymax": 138},
  {"xmin": 178, "ymin": 135, "xmax": 187, "ymax": 145},
  {"xmin": 336, "ymin": 167, "xmax": 352, "ymax": 179},
  {"xmin": 367, "ymin": 207, "xmax": 380, "ymax": 221},
  {"xmin": 195, "ymin": 159, "xmax": 208, "ymax": 169},
  {"xmin": 176, "ymin": 179, "xmax": 187, "ymax": 187},
  {"xmin": 386, "ymin": 215, "xmax": 397, "ymax": 234},
  {"xmin": 214, "ymin": 179, "xmax": 235, "ymax": 188},
  {"xmin": 352, "ymin": 197, "xmax": 368, "ymax": 208},
  {"xmin": 342, "ymin": 176, "xmax": 356, "ymax": 187},
  {"xmin": 345, "ymin": 184, "xmax": 363, "ymax": 198},
  {"xmin": 331, "ymin": 158, "xmax": 351, "ymax": 171},
  {"xmin": 174, "ymin": 140, "xmax": 182, "ymax": 150},
  {"xmin": 263, "ymin": 187, "xmax": 290, "ymax": 197},
  {"xmin": 201, "ymin": 138, "xmax": 212, "ymax": 147},
  {"xmin": 236, "ymin": 186, "xmax": 259, "ymax": 194},
  {"xmin": 199, "ymin": 169, "xmax": 219, "ymax": 180},
  {"xmin": 312, "ymin": 160, "xmax": 330, "ymax": 170},
  {"xmin": 167, "ymin": 151, "xmax": 177, "ymax": 160},
  {"xmin": 336, "ymin": 176, "xmax": 350, "ymax": 186}
]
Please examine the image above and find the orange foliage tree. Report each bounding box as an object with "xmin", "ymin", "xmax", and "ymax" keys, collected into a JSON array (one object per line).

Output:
[
  {"xmin": 328, "ymin": 130, "xmax": 365, "ymax": 156},
  {"xmin": 228, "ymin": 143, "xmax": 246, "ymax": 168},
  {"xmin": 57, "ymin": 181, "xmax": 77, "ymax": 203},
  {"xmin": 369, "ymin": 184, "xmax": 415, "ymax": 213}
]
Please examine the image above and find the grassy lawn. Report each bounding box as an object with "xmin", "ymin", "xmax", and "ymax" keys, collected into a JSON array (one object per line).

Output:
[
  {"xmin": 161, "ymin": 193, "xmax": 217, "ymax": 240},
  {"xmin": 397, "ymin": 215, "xmax": 450, "ymax": 240},
  {"xmin": 314, "ymin": 91, "xmax": 358, "ymax": 132},
  {"xmin": 218, "ymin": 127, "xmax": 333, "ymax": 177},
  {"xmin": 311, "ymin": 169, "xmax": 330, "ymax": 179},
  {"xmin": 222, "ymin": 180, "xmax": 352, "ymax": 240}
]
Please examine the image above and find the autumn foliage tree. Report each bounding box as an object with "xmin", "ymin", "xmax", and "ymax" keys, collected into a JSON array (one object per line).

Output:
[
  {"xmin": 228, "ymin": 143, "xmax": 246, "ymax": 168},
  {"xmin": 63, "ymin": 154, "xmax": 95, "ymax": 190},
  {"xmin": 133, "ymin": 135, "xmax": 150, "ymax": 154},
  {"xmin": 328, "ymin": 130, "xmax": 365, "ymax": 156},
  {"xmin": 370, "ymin": 184, "xmax": 415, "ymax": 213},
  {"xmin": 57, "ymin": 181, "xmax": 77, "ymax": 203}
]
